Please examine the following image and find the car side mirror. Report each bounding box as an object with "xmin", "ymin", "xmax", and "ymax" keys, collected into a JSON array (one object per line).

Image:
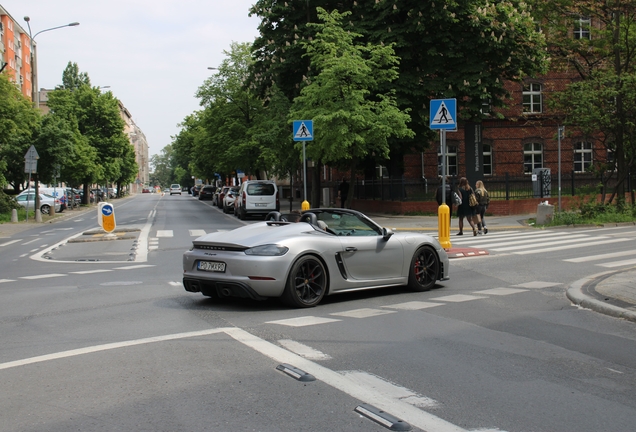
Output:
[{"xmin": 382, "ymin": 227, "xmax": 394, "ymax": 240}]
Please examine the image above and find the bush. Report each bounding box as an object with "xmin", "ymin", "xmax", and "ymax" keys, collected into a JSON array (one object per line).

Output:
[{"xmin": 0, "ymin": 191, "xmax": 20, "ymax": 214}]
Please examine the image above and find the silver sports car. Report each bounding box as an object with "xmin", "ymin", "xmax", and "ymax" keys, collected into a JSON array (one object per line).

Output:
[{"xmin": 182, "ymin": 209, "xmax": 449, "ymax": 308}]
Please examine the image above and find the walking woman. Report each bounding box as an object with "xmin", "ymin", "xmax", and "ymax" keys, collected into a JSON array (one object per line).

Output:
[
  {"xmin": 456, "ymin": 177, "xmax": 477, "ymax": 236},
  {"xmin": 474, "ymin": 180, "xmax": 490, "ymax": 234}
]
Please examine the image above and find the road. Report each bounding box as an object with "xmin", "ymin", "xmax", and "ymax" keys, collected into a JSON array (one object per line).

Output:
[{"xmin": 1, "ymin": 193, "xmax": 635, "ymax": 431}]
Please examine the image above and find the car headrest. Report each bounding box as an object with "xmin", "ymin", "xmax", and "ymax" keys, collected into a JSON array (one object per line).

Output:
[
  {"xmin": 265, "ymin": 211, "xmax": 282, "ymax": 221},
  {"xmin": 316, "ymin": 220, "xmax": 328, "ymax": 231},
  {"xmin": 299, "ymin": 212, "xmax": 317, "ymax": 225}
]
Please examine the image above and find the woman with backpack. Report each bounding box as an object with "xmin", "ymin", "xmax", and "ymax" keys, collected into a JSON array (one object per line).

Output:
[
  {"xmin": 474, "ymin": 180, "xmax": 490, "ymax": 234},
  {"xmin": 456, "ymin": 177, "xmax": 478, "ymax": 236}
]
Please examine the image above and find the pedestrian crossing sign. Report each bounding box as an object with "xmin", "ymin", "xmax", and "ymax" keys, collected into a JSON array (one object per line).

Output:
[
  {"xmin": 430, "ymin": 99, "xmax": 457, "ymax": 130},
  {"xmin": 293, "ymin": 120, "xmax": 313, "ymax": 141}
]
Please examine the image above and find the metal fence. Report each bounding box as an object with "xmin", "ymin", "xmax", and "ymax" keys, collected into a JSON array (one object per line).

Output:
[{"xmin": 352, "ymin": 172, "xmax": 633, "ymax": 202}]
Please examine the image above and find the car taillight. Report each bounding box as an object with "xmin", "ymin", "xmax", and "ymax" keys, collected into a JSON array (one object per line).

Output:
[
  {"xmin": 276, "ymin": 191, "xmax": 279, "ymax": 206},
  {"xmin": 242, "ymin": 191, "xmax": 246, "ymax": 206}
]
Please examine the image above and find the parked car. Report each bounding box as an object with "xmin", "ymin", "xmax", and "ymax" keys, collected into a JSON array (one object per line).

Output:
[
  {"xmin": 211, "ymin": 187, "xmax": 222, "ymax": 206},
  {"xmin": 170, "ymin": 184, "xmax": 181, "ymax": 195},
  {"xmin": 217, "ymin": 186, "xmax": 231, "ymax": 209},
  {"xmin": 15, "ymin": 192, "xmax": 62, "ymax": 215},
  {"xmin": 235, "ymin": 180, "xmax": 280, "ymax": 220},
  {"xmin": 198, "ymin": 185, "xmax": 216, "ymax": 201},
  {"xmin": 222, "ymin": 187, "xmax": 240, "ymax": 213},
  {"xmin": 182, "ymin": 208, "xmax": 449, "ymax": 308}
]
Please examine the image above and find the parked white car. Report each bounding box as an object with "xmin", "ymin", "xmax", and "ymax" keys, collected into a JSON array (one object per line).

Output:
[{"xmin": 15, "ymin": 192, "xmax": 62, "ymax": 214}]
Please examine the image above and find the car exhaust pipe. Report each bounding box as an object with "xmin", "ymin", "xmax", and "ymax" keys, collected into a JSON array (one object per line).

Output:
[{"xmin": 220, "ymin": 288, "xmax": 232, "ymax": 297}]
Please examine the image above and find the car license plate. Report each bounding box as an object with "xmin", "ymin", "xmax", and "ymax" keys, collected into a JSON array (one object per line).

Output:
[
  {"xmin": 197, "ymin": 261, "xmax": 226, "ymax": 272},
  {"xmin": 255, "ymin": 203, "xmax": 267, "ymax": 207}
]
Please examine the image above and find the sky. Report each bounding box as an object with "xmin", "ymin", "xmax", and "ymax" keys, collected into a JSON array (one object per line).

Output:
[{"xmin": 3, "ymin": 0, "xmax": 261, "ymax": 159}]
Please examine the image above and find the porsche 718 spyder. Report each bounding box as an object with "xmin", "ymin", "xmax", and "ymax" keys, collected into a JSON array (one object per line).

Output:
[{"xmin": 182, "ymin": 209, "xmax": 449, "ymax": 308}]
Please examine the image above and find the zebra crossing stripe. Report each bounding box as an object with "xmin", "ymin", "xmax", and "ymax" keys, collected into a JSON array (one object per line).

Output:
[
  {"xmin": 598, "ymin": 257, "xmax": 636, "ymax": 268},
  {"xmin": 564, "ymin": 250, "xmax": 636, "ymax": 263},
  {"xmin": 514, "ymin": 237, "xmax": 632, "ymax": 255}
]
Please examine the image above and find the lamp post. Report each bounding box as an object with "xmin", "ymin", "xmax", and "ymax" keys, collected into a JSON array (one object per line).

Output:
[{"xmin": 23, "ymin": 16, "xmax": 79, "ymax": 109}]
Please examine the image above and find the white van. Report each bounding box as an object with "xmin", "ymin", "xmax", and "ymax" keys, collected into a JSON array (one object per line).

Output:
[{"xmin": 235, "ymin": 180, "xmax": 279, "ymax": 220}]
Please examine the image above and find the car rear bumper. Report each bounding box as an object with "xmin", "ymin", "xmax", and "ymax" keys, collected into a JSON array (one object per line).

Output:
[{"xmin": 183, "ymin": 277, "xmax": 268, "ymax": 300}]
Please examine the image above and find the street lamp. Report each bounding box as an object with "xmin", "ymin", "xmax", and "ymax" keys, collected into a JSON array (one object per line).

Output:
[{"xmin": 23, "ymin": 16, "xmax": 79, "ymax": 109}]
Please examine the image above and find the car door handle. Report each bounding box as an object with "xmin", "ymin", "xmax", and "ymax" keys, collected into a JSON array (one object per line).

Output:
[{"xmin": 345, "ymin": 247, "xmax": 357, "ymax": 252}]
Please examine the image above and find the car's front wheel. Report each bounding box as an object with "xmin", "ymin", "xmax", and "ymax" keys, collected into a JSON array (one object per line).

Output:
[
  {"xmin": 407, "ymin": 246, "xmax": 439, "ymax": 291},
  {"xmin": 282, "ymin": 256, "xmax": 328, "ymax": 308}
]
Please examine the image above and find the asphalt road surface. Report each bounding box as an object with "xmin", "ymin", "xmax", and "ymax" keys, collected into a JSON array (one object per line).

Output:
[{"xmin": 1, "ymin": 193, "xmax": 635, "ymax": 432}]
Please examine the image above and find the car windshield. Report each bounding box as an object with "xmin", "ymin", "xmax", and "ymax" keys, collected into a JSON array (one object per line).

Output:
[
  {"xmin": 315, "ymin": 211, "xmax": 382, "ymax": 236},
  {"xmin": 246, "ymin": 183, "xmax": 275, "ymax": 196},
  {"xmin": 171, "ymin": 184, "xmax": 179, "ymax": 188}
]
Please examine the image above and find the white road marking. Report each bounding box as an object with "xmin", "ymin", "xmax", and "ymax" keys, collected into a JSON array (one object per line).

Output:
[
  {"xmin": 598, "ymin": 258, "xmax": 636, "ymax": 268},
  {"xmin": 278, "ymin": 339, "xmax": 332, "ymax": 360},
  {"xmin": 266, "ymin": 316, "xmax": 341, "ymax": 327},
  {"xmin": 512, "ymin": 281, "xmax": 561, "ymax": 289},
  {"xmin": 429, "ymin": 294, "xmax": 487, "ymax": 302},
  {"xmin": 472, "ymin": 288, "xmax": 528, "ymax": 296},
  {"xmin": 0, "ymin": 279, "xmax": 16, "ymax": 283},
  {"xmin": 341, "ymin": 370, "xmax": 438, "ymax": 408},
  {"xmin": 22, "ymin": 238, "xmax": 42, "ymax": 245},
  {"xmin": 225, "ymin": 327, "xmax": 470, "ymax": 432},
  {"xmin": 330, "ymin": 308, "xmax": 396, "ymax": 318},
  {"xmin": 189, "ymin": 229, "xmax": 206, "ymax": 236},
  {"xmin": 169, "ymin": 281, "xmax": 182, "ymax": 286},
  {"xmin": 149, "ymin": 246, "xmax": 158, "ymax": 250},
  {"xmin": 0, "ymin": 328, "xmax": 230, "ymax": 371},
  {"xmin": 452, "ymin": 231, "xmax": 573, "ymax": 246},
  {"xmin": 29, "ymin": 248, "xmax": 40, "ymax": 252},
  {"xmin": 156, "ymin": 230, "xmax": 173, "ymax": 237},
  {"xmin": 69, "ymin": 269, "xmax": 113, "ymax": 275},
  {"xmin": 491, "ymin": 235, "xmax": 602, "ymax": 252},
  {"xmin": 564, "ymin": 250, "xmax": 636, "ymax": 263},
  {"xmin": 20, "ymin": 274, "xmax": 66, "ymax": 280},
  {"xmin": 383, "ymin": 301, "xmax": 444, "ymax": 310},
  {"xmin": 20, "ymin": 253, "xmax": 28, "ymax": 258},
  {"xmin": 0, "ymin": 239, "xmax": 21, "ymax": 247},
  {"xmin": 112, "ymin": 265, "xmax": 155, "ymax": 270},
  {"xmin": 513, "ymin": 238, "xmax": 632, "ymax": 255}
]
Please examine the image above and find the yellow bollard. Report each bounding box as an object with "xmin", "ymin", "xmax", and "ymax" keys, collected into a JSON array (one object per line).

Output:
[
  {"xmin": 301, "ymin": 200, "xmax": 310, "ymax": 211},
  {"xmin": 438, "ymin": 203, "xmax": 451, "ymax": 250}
]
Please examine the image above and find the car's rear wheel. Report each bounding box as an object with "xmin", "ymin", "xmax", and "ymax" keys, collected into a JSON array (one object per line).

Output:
[
  {"xmin": 40, "ymin": 204, "xmax": 50, "ymax": 215},
  {"xmin": 282, "ymin": 256, "xmax": 327, "ymax": 308},
  {"xmin": 407, "ymin": 246, "xmax": 439, "ymax": 291}
]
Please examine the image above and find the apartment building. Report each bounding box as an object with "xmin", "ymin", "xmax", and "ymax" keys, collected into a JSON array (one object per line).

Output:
[{"xmin": 0, "ymin": 5, "xmax": 33, "ymax": 100}]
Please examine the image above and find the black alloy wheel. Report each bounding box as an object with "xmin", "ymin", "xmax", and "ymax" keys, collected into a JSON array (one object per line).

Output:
[
  {"xmin": 407, "ymin": 246, "xmax": 439, "ymax": 291},
  {"xmin": 283, "ymin": 256, "xmax": 328, "ymax": 307}
]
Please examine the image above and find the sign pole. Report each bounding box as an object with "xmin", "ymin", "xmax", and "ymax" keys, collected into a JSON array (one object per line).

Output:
[{"xmin": 292, "ymin": 120, "xmax": 313, "ymax": 211}]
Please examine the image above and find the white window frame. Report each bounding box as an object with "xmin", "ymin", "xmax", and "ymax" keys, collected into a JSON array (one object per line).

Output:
[
  {"xmin": 523, "ymin": 142, "xmax": 543, "ymax": 173},
  {"xmin": 523, "ymin": 83, "xmax": 542, "ymax": 114},
  {"xmin": 574, "ymin": 142, "xmax": 593, "ymax": 173},
  {"xmin": 438, "ymin": 145, "xmax": 458, "ymax": 177},
  {"xmin": 483, "ymin": 144, "xmax": 493, "ymax": 176},
  {"xmin": 574, "ymin": 16, "xmax": 591, "ymax": 40}
]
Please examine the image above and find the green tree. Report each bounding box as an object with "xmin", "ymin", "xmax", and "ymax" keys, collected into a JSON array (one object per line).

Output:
[
  {"xmin": 194, "ymin": 42, "xmax": 266, "ymax": 180},
  {"xmin": 288, "ymin": 8, "xmax": 414, "ymax": 208},
  {"xmin": 47, "ymin": 64, "xmax": 132, "ymax": 202},
  {"xmin": 250, "ymin": 0, "xmax": 549, "ymax": 171},
  {"xmin": 0, "ymin": 73, "xmax": 40, "ymax": 189},
  {"xmin": 539, "ymin": 0, "xmax": 636, "ymax": 203}
]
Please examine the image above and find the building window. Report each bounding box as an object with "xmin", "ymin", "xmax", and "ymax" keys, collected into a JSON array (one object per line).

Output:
[
  {"xmin": 483, "ymin": 144, "xmax": 493, "ymax": 175},
  {"xmin": 438, "ymin": 145, "xmax": 458, "ymax": 177},
  {"xmin": 574, "ymin": 142, "xmax": 593, "ymax": 172},
  {"xmin": 376, "ymin": 165, "xmax": 389, "ymax": 178},
  {"xmin": 606, "ymin": 147, "xmax": 615, "ymax": 171},
  {"xmin": 523, "ymin": 83, "xmax": 542, "ymax": 113},
  {"xmin": 574, "ymin": 16, "xmax": 591, "ymax": 40},
  {"xmin": 524, "ymin": 142, "xmax": 543, "ymax": 173}
]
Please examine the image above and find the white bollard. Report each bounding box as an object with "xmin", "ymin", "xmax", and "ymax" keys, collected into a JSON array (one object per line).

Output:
[
  {"xmin": 11, "ymin": 209, "xmax": 18, "ymax": 222},
  {"xmin": 35, "ymin": 209, "xmax": 42, "ymax": 223}
]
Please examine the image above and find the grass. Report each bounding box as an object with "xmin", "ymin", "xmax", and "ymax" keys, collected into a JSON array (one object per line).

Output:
[{"xmin": 537, "ymin": 204, "xmax": 636, "ymax": 227}]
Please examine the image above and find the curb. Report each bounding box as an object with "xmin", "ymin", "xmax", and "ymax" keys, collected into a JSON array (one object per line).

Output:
[{"xmin": 566, "ymin": 270, "xmax": 636, "ymax": 323}]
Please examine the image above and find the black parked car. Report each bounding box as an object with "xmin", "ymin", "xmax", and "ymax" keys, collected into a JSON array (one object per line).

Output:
[{"xmin": 198, "ymin": 185, "xmax": 216, "ymax": 200}]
